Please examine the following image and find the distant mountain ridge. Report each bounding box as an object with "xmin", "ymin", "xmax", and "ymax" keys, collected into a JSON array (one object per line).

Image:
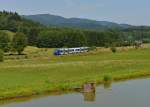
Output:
[{"xmin": 23, "ymin": 14, "xmax": 132, "ymax": 30}]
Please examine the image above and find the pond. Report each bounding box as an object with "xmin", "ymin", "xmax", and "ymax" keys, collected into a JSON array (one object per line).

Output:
[{"xmin": 0, "ymin": 78, "xmax": 150, "ymax": 107}]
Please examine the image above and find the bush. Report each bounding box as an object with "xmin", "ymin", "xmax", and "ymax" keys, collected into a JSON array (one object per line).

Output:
[
  {"xmin": 12, "ymin": 32, "xmax": 27, "ymax": 55},
  {"xmin": 0, "ymin": 31, "xmax": 11, "ymax": 52},
  {"xmin": 134, "ymin": 41, "xmax": 142, "ymax": 49},
  {"xmin": 0, "ymin": 49, "xmax": 4, "ymax": 62},
  {"xmin": 103, "ymin": 75, "xmax": 112, "ymax": 82},
  {"xmin": 104, "ymin": 43, "xmax": 110, "ymax": 48},
  {"xmin": 110, "ymin": 47, "xmax": 117, "ymax": 53}
]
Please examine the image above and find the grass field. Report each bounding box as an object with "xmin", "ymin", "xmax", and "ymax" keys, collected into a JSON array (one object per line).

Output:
[{"xmin": 0, "ymin": 44, "xmax": 150, "ymax": 100}]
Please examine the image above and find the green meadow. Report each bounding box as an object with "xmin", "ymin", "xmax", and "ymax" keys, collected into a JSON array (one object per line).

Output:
[{"xmin": 0, "ymin": 44, "xmax": 150, "ymax": 100}]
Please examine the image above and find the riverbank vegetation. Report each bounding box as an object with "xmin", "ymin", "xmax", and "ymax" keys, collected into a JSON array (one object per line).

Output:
[{"xmin": 0, "ymin": 44, "xmax": 149, "ymax": 100}]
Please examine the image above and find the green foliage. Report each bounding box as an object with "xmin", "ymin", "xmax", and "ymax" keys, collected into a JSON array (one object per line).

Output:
[
  {"xmin": 0, "ymin": 11, "xmax": 150, "ymax": 49},
  {"xmin": 0, "ymin": 49, "xmax": 4, "ymax": 62},
  {"xmin": 37, "ymin": 29, "xmax": 87, "ymax": 48},
  {"xmin": 0, "ymin": 11, "xmax": 43, "ymax": 46},
  {"xmin": 110, "ymin": 47, "xmax": 117, "ymax": 53},
  {"xmin": 134, "ymin": 41, "xmax": 142, "ymax": 49},
  {"xmin": 37, "ymin": 30, "xmax": 63, "ymax": 48},
  {"xmin": 63, "ymin": 30, "xmax": 87, "ymax": 47},
  {"xmin": 103, "ymin": 75, "xmax": 112, "ymax": 82},
  {"xmin": 104, "ymin": 43, "xmax": 110, "ymax": 48},
  {"xmin": 12, "ymin": 32, "xmax": 27, "ymax": 54},
  {"xmin": 0, "ymin": 31, "xmax": 11, "ymax": 52},
  {"xmin": 36, "ymin": 27, "xmax": 150, "ymax": 48}
]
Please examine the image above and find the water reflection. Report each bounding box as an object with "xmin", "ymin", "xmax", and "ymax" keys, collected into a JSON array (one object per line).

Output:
[
  {"xmin": 0, "ymin": 78, "xmax": 150, "ymax": 107},
  {"xmin": 82, "ymin": 82, "xmax": 112, "ymax": 102},
  {"xmin": 83, "ymin": 83, "xmax": 96, "ymax": 102},
  {"xmin": 103, "ymin": 82, "xmax": 112, "ymax": 89},
  {"xmin": 83, "ymin": 90, "xmax": 96, "ymax": 102}
]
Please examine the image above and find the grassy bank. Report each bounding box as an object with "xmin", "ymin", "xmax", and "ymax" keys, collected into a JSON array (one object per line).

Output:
[{"xmin": 0, "ymin": 44, "xmax": 150, "ymax": 100}]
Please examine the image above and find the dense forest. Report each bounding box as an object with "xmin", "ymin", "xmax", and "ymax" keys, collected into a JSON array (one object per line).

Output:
[
  {"xmin": 0, "ymin": 11, "xmax": 150, "ymax": 53},
  {"xmin": 0, "ymin": 11, "xmax": 43, "ymax": 45}
]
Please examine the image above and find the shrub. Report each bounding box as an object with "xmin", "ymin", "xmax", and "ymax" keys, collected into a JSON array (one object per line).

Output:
[
  {"xmin": 24, "ymin": 55, "xmax": 28, "ymax": 59},
  {"xmin": 134, "ymin": 41, "xmax": 142, "ymax": 49},
  {"xmin": 104, "ymin": 43, "xmax": 110, "ymax": 48},
  {"xmin": 0, "ymin": 49, "xmax": 4, "ymax": 62},
  {"xmin": 12, "ymin": 32, "xmax": 27, "ymax": 55},
  {"xmin": 0, "ymin": 31, "xmax": 11, "ymax": 52},
  {"xmin": 110, "ymin": 47, "xmax": 117, "ymax": 53},
  {"xmin": 103, "ymin": 75, "xmax": 112, "ymax": 82}
]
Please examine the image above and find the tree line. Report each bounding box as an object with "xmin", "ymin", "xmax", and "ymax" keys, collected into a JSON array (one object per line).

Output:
[
  {"xmin": 0, "ymin": 11, "xmax": 150, "ymax": 53},
  {"xmin": 0, "ymin": 31, "xmax": 27, "ymax": 55},
  {"xmin": 36, "ymin": 28, "xmax": 150, "ymax": 48}
]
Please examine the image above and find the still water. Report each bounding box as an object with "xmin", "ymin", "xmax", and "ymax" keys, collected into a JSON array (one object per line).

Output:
[{"xmin": 0, "ymin": 78, "xmax": 150, "ymax": 107}]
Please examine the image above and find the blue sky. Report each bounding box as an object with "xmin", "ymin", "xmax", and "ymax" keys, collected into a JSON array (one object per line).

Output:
[{"xmin": 0, "ymin": 0, "xmax": 150, "ymax": 25}]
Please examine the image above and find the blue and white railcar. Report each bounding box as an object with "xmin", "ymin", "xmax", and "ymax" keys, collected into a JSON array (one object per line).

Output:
[{"xmin": 54, "ymin": 47, "xmax": 89, "ymax": 56}]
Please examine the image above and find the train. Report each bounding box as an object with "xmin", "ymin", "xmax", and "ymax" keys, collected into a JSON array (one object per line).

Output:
[{"xmin": 54, "ymin": 47, "xmax": 90, "ymax": 56}]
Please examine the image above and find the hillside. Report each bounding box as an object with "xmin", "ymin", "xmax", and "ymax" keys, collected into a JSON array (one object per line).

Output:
[
  {"xmin": 0, "ymin": 11, "xmax": 150, "ymax": 48},
  {"xmin": 23, "ymin": 14, "xmax": 132, "ymax": 30},
  {"xmin": 0, "ymin": 11, "xmax": 43, "ymax": 32},
  {"xmin": 0, "ymin": 11, "xmax": 45, "ymax": 45}
]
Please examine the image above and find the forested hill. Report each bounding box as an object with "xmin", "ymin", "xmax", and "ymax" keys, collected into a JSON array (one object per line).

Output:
[
  {"xmin": 0, "ymin": 11, "xmax": 44, "ymax": 45},
  {"xmin": 23, "ymin": 14, "xmax": 132, "ymax": 30},
  {"xmin": 0, "ymin": 11, "xmax": 150, "ymax": 49},
  {"xmin": 0, "ymin": 11, "xmax": 43, "ymax": 32}
]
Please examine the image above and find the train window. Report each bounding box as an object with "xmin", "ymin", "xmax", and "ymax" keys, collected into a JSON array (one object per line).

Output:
[{"xmin": 76, "ymin": 49, "xmax": 80, "ymax": 51}]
